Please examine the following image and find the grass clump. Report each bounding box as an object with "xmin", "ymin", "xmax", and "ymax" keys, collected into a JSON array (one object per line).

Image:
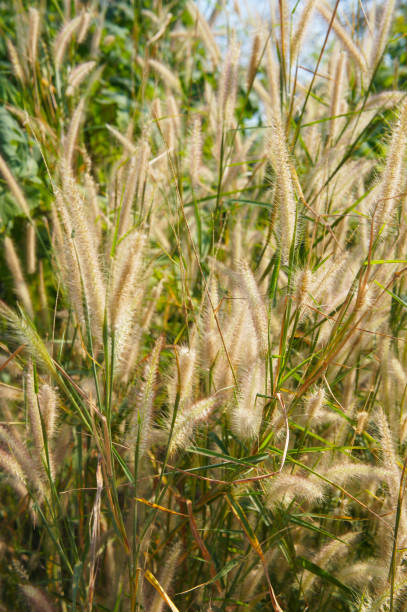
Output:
[{"xmin": 0, "ymin": 1, "xmax": 407, "ymax": 610}]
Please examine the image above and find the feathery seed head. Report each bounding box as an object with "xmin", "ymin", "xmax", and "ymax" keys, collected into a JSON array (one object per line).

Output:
[
  {"xmin": 373, "ymin": 99, "xmax": 407, "ymax": 235},
  {"xmin": 0, "ymin": 301, "xmax": 56, "ymax": 376},
  {"xmin": 168, "ymin": 396, "xmax": 216, "ymax": 455},
  {"xmin": 0, "ymin": 448, "xmax": 27, "ymax": 487},
  {"xmin": 6, "ymin": 39, "xmax": 25, "ymax": 83},
  {"xmin": 238, "ymin": 260, "xmax": 269, "ymax": 356},
  {"xmin": 64, "ymin": 98, "xmax": 86, "ymax": 169},
  {"xmin": 54, "ymin": 16, "xmax": 82, "ymax": 71},
  {"xmin": 231, "ymin": 361, "xmax": 264, "ymax": 440},
  {"xmin": 148, "ymin": 58, "xmax": 182, "ymax": 93},
  {"xmin": 218, "ymin": 35, "xmax": 240, "ymax": 128},
  {"xmin": 0, "ymin": 425, "xmax": 44, "ymax": 497},
  {"xmin": 304, "ymin": 387, "xmax": 326, "ymax": 419},
  {"xmin": 20, "ymin": 585, "xmax": 55, "ymax": 612},
  {"xmin": 190, "ymin": 115, "xmax": 202, "ymax": 187},
  {"xmin": 28, "ymin": 8, "xmax": 40, "ymax": 66},
  {"xmin": 369, "ymin": 0, "xmax": 396, "ymax": 75},
  {"xmin": 25, "ymin": 363, "xmax": 45, "ymax": 473},
  {"xmin": 355, "ymin": 411, "xmax": 369, "ymax": 435},
  {"xmin": 291, "ymin": 0, "xmax": 318, "ymax": 63},
  {"xmin": 150, "ymin": 543, "xmax": 181, "ymax": 612},
  {"xmin": 323, "ymin": 461, "xmax": 391, "ymax": 488},
  {"xmin": 317, "ymin": 2, "xmax": 367, "ymax": 71},
  {"xmin": 38, "ymin": 384, "xmax": 58, "ymax": 443},
  {"xmin": 127, "ymin": 336, "xmax": 164, "ymax": 457},
  {"xmin": 0, "ymin": 153, "xmax": 31, "ymax": 217},
  {"xmin": 186, "ymin": 1, "xmax": 220, "ymax": 67},
  {"xmin": 266, "ymin": 472, "xmax": 324, "ymax": 508},
  {"xmin": 247, "ymin": 34, "xmax": 261, "ymax": 90},
  {"xmin": 294, "ymin": 266, "xmax": 313, "ymax": 312},
  {"xmin": 78, "ymin": 11, "xmax": 93, "ymax": 44},
  {"xmin": 176, "ymin": 346, "xmax": 197, "ymax": 405},
  {"xmin": 4, "ymin": 236, "xmax": 34, "ymax": 318},
  {"xmin": 26, "ymin": 223, "xmax": 36, "ymax": 275},
  {"xmin": 66, "ymin": 61, "xmax": 96, "ymax": 96}
]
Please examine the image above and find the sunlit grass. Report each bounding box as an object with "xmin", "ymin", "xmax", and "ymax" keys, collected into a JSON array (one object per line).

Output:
[{"xmin": 0, "ymin": 1, "xmax": 407, "ymax": 611}]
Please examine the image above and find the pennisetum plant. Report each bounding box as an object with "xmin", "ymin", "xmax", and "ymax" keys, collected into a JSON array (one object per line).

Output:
[{"xmin": 0, "ymin": 1, "xmax": 407, "ymax": 610}]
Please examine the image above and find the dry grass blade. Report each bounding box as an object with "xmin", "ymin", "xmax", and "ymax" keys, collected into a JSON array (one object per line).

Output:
[
  {"xmin": 88, "ymin": 459, "xmax": 103, "ymax": 610},
  {"xmin": 144, "ymin": 570, "xmax": 180, "ymax": 612}
]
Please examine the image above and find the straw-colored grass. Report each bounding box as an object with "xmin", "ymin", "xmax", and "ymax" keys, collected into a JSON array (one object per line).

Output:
[{"xmin": 0, "ymin": 1, "xmax": 406, "ymax": 610}]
